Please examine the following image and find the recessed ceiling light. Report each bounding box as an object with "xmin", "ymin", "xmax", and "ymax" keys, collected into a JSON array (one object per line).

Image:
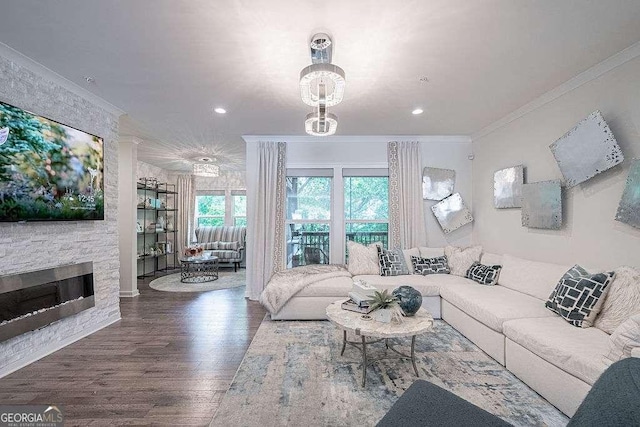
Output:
[
  {"xmin": 84, "ymin": 76, "xmax": 95, "ymax": 84},
  {"xmin": 412, "ymin": 108, "xmax": 424, "ymax": 115},
  {"xmin": 214, "ymin": 107, "xmax": 226, "ymax": 114}
]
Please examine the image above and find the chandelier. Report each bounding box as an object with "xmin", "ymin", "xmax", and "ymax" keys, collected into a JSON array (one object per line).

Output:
[
  {"xmin": 193, "ymin": 158, "xmax": 219, "ymax": 177},
  {"xmin": 300, "ymin": 33, "xmax": 345, "ymax": 136}
]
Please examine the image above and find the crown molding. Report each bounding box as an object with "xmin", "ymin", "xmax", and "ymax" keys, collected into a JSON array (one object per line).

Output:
[
  {"xmin": 0, "ymin": 42, "xmax": 125, "ymax": 117},
  {"xmin": 472, "ymin": 39, "xmax": 640, "ymax": 141},
  {"xmin": 243, "ymin": 135, "xmax": 471, "ymax": 144}
]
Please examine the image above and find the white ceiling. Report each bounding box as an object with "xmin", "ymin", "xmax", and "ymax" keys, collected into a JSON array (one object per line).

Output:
[{"xmin": 1, "ymin": 0, "xmax": 640, "ymax": 172}]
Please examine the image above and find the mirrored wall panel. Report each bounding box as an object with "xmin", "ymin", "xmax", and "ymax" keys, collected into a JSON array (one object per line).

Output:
[
  {"xmin": 494, "ymin": 165, "xmax": 524, "ymax": 208},
  {"xmin": 422, "ymin": 167, "xmax": 455, "ymax": 201},
  {"xmin": 521, "ymin": 180, "xmax": 562, "ymax": 229},
  {"xmin": 615, "ymin": 159, "xmax": 640, "ymax": 229},
  {"xmin": 431, "ymin": 192, "xmax": 473, "ymax": 234},
  {"xmin": 550, "ymin": 111, "xmax": 624, "ymax": 187}
]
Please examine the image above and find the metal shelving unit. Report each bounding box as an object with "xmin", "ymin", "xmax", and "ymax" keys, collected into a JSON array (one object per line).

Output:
[{"xmin": 136, "ymin": 178, "xmax": 179, "ymax": 278}]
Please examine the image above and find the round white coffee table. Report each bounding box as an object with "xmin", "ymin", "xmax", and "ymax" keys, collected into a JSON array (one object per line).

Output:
[{"xmin": 326, "ymin": 299, "xmax": 434, "ymax": 386}]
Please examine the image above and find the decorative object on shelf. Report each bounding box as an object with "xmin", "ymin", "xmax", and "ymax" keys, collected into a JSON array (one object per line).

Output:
[
  {"xmin": 431, "ymin": 193, "xmax": 474, "ymax": 234},
  {"xmin": 494, "ymin": 165, "xmax": 524, "ymax": 208},
  {"xmin": 166, "ymin": 220, "xmax": 174, "ymax": 231},
  {"xmin": 139, "ymin": 177, "xmax": 157, "ymax": 188},
  {"xmin": 521, "ymin": 180, "xmax": 562, "ymax": 229},
  {"xmin": 369, "ymin": 290, "xmax": 404, "ymax": 323},
  {"xmin": 300, "ymin": 33, "xmax": 345, "ymax": 136},
  {"xmin": 615, "ymin": 159, "xmax": 640, "ymax": 229},
  {"xmin": 422, "ymin": 167, "xmax": 455, "ymax": 201},
  {"xmin": 392, "ymin": 286, "xmax": 423, "ymax": 316},
  {"xmin": 136, "ymin": 221, "xmax": 143, "ymax": 233},
  {"xmin": 166, "ymin": 241, "xmax": 173, "ymax": 254},
  {"xmin": 550, "ymin": 111, "xmax": 624, "ymax": 187},
  {"xmin": 157, "ymin": 216, "xmax": 166, "ymax": 230}
]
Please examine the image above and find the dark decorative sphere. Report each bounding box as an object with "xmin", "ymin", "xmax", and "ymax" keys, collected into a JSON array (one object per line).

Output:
[{"xmin": 392, "ymin": 286, "xmax": 423, "ymax": 316}]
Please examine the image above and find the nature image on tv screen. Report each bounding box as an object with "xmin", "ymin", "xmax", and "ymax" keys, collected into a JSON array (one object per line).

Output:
[{"xmin": 0, "ymin": 100, "xmax": 104, "ymax": 221}]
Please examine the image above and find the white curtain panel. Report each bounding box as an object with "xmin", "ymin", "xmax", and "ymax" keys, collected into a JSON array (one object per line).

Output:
[
  {"xmin": 176, "ymin": 174, "xmax": 196, "ymax": 257},
  {"xmin": 246, "ymin": 141, "xmax": 286, "ymax": 300},
  {"xmin": 388, "ymin": 141, "xmax": 427, "ymax": 249}
]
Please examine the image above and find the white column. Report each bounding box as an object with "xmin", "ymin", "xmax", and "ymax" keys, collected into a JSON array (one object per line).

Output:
[{"xmin": 118, "ymin": 137, "xmax": 142, "ymax": 297}]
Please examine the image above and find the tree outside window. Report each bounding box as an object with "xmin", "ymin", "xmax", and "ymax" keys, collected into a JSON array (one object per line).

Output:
[
  {"xmin": 196, "ymin": 195, "xmax": 225, "ymax": 226},
  {"xmin": 233, "ymin": 195, "xmax": 247, "ymax": 226},
  {"xmin": 344, "ymin": 176, "xmax": 389, "ymax": 257}
]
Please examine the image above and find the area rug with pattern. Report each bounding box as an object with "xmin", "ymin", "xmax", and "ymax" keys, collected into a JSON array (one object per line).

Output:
[
  {"xmin": 149, "ymin": 270, "xmax": 245, "ymax": 292},
  {"xmin": 210, "ymin": 319, "xmax": 568, "ymax": 427}
]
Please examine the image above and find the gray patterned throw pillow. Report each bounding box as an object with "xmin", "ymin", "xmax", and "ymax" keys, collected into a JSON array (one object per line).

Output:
[
  {"xmin": 545, "ymin": 265, "xmax": 615, "ymax": 328},
  {"xmin": 411, "ymin": 255, "xmax": 450, "ymax": 275},
  {"xmin": 466, "ymin": 262, "xmax": 502, "ymax": 285},
  {"xmin": 377, "ymin": 247, "xmax": 409, "ymax": 276}
]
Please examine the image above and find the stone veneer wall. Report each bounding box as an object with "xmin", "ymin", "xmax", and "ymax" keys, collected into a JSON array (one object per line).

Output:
[{"xmin": 0, "ymin": 54, "xmax": 121, "ymax": 374}]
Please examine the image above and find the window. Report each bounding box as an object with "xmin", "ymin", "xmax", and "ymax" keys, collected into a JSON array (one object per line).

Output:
[
  {"xmin": 233, "ymin": 194, "xmax": 247, "ymax": 226},
  {"xmin": 344, "ymin": 175, "xmax": 389, "ymax": 255},
  {"xmin": 195, "ymin": 194, "xmax": 226, "ymax": 227},
  {"xmin": 285, "ymin": 172, "xmax": 332, "ymax": 268},
  {"xmin": 195, "ymin": 190, "xmax": 246, "ymax": 228}
]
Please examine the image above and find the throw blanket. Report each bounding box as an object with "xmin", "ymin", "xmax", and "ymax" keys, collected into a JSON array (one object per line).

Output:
[{"xmin": 260, "ymin": 264, "xmax": 352, "ymax": 314}]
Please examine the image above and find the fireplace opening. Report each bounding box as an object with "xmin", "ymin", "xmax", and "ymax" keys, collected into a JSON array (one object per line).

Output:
[{"xmin": 0, "ymin": 262, "xmax": 95, "ymax": 342}]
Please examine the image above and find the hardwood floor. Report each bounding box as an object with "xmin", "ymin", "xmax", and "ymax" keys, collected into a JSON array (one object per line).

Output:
[{"xmin": 0, "ymin": 269, "xmax": 266, "ymax": 426}]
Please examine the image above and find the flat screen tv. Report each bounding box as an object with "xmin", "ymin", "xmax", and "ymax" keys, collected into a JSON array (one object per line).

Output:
[{"xmin": 0, "ymin": 100, "xmax": 104, "ymax": 222}]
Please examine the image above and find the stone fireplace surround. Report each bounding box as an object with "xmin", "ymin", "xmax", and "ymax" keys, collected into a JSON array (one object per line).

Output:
[{"xmin": 0, "ymin": 44, "xmax": 122, "ymax": 377}]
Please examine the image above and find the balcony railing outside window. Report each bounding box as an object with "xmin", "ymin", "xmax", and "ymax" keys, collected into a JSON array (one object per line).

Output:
[{"xmin": 286, "ymin": 176, "xmax": 332, "ymax": 268}]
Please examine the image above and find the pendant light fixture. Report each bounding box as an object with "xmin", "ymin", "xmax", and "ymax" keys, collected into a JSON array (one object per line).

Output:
[{"xmin": 299, "ymin": 33, "xmax": 344, "ymax": 136}]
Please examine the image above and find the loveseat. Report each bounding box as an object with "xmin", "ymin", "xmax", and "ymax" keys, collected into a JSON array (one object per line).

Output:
[
  {"xmin": 267, "ymin": 247, "xmax": 640, "ymax": 417},
  {"xmin": 194, "ymin": 226, "xmax": 246, "ymax": 271}
]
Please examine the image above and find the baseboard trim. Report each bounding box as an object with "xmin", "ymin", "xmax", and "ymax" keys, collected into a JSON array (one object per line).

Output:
[
  {"xmin": 0, "ymin": 314, "xmax": 121, "ymax": 378},
  {"xmin": 119, "ymin": 290, "xmax": 140, "ymax": 298}
]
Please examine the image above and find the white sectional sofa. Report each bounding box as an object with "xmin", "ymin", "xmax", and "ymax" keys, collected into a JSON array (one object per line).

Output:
[{"xmin": 268, "ymin": 248, "xmax": 637, "ymax": 417}]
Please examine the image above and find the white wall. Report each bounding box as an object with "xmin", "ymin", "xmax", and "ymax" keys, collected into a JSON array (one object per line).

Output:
[
  {"xmin": 472, "ymin": 55, "xmax": 640, "ymax": 269},
  {"xmin": 0, "ymin": 46, "xmax": 122, "ymax": 376},
  {"xmin": 246, "ymin": 136, "xmax": 473, "ymax": 265},
  {"xmin": 137, "ymin": 160, "xmax": 169, "ymax": 183}
]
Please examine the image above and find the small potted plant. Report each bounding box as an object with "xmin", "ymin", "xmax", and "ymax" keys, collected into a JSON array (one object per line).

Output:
[{"xmin": 368, "ymin": 290, "xmax": 404, "ymax": 323}]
